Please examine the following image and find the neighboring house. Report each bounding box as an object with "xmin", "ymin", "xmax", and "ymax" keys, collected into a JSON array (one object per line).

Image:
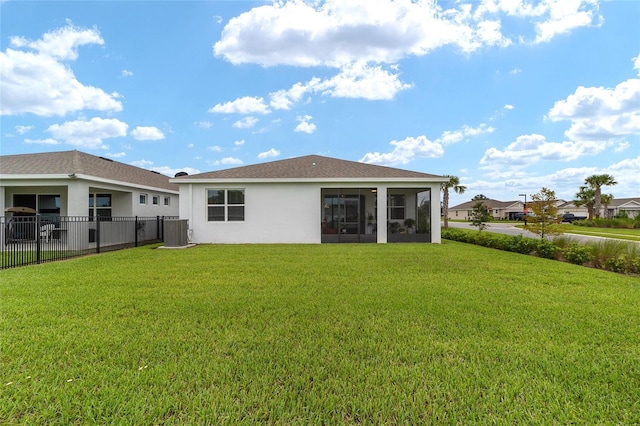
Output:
[
  {"xmin": 1, "ymin": 150, "xmax": 179, "ymax": 219},
  {"xmin": 448, "ymin": 199, "xmax": 523, "ymax": 221},
  {"xmin": 172, "ymin": 155, "xmax": 446, "ymax": 244},
  {"xmin": 556, "ymin": 201, "xmax": 589, "ymax": 217},
  {"xmin": 606, "ymin": 197, "xmax": 640, "ymax": 218}
]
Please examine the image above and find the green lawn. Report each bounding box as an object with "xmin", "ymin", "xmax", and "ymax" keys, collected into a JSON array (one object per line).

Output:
[
  {"xmin": 561, "ymin": 225, "xmax": 640, "ymax": 241},
  {"xmin": 2, "ymin": 244, "xmax": 639, "ymax": 424},
  {"xmin": 513, "ymin": 224, "xmax": 640, "ymax": 241}
]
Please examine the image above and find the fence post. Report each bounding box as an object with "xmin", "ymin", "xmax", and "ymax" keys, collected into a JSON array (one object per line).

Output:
[
  {"xmin": 157, "ymin": 216, "xmax": 161, "ymax": 240},
  {"xmin": 135, "ymin": 216, "xmax": 139, "ymax": 247},
  {"xmin": 36, "ymin": 215, "xmax": 41, "ymax": 264}
]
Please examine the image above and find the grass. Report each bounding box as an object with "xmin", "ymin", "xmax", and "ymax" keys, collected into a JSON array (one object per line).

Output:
[
  {"xmin": 2, "ymin": 243, "xmax": 639, "ymax": 424},
  {"xmin": 560, "ymin": 225, "xmax": 640, "ymax": 242},
  {"xmin": 515, "ymin": 224, "xmax": 640, "ymax": 242}
]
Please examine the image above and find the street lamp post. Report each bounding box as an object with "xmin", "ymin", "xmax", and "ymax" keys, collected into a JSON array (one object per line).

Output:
[{"xmin": 519, "ymin": 193, "xmax": 527, "ymax": 226}]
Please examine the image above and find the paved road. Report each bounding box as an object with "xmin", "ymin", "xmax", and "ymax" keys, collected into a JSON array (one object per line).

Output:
[{"xmin": 445, "ymin": 221, "xmax": 638, "ymax": 245}]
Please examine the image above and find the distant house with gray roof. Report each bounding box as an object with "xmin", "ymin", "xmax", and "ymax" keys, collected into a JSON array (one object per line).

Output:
[
  {"xmin": 448, "ymin": 198, "xmax": 524, "ymax": 221},
  {"xmin": 171, "ymin": 154, "xmax": 447, "ymax": 244},
  {"xmin": 0, "ymin": 150, "xmax": 179, "ymax": 219}
]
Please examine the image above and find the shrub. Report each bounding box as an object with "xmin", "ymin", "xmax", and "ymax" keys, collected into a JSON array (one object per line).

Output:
[
  {"xmin": 606, "ymin": 256, "xmax": 628, "ymax": 273},
  {"xmin": 629, "ymin": 256, "xmax": 640, "ymax": 274},
  {"xmin": 563, "ymin": 244, "xmax": 594, "ymax": 265},
  {"xmin": 505, "ymin": 234, "xmax": 536, "ymax": 254},
  {"xmin": 535, "ymin": 239, "xmax": 560, "ymax": 259}
]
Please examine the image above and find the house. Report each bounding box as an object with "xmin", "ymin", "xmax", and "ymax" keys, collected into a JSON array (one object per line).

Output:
[
  {"xmin": 606, "ymin": 197, "xmax": 640, "ymax": 219},
  {"xmin": 171, "ymin": 155, "xmax": 446, "ymax": 244},
  {"xmin": 448, "ymin": 199, "xmax": 523, "ymax": 221},
  {"xmin": 1, "ymin": 150, "xmax": 179, "ymax": 219},
  {"xmin": 556, "ymin": 201, "xmax": 589, "ymax": 217}
]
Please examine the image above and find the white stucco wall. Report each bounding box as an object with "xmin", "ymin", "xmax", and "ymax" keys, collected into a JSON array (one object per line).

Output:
[
  {"xmin": 184, "ymin": 182, "xmax": 320, "ymax": 244},
  {"xmin": 1, "ymin": 177, "xmax": 179, "ymax": 218},
  {"xmin": 180, "ymin": 181, "xmax": 442, "ymax": 244}
]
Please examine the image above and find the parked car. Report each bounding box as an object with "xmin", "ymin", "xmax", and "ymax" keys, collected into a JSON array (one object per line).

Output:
[
  {"xmin": 561, "ymin": 213, "xmax": 587, "ymax": 223},
  {"xmin": 513, "ymin": 212, "xmax": 534, "ymax": 220}
]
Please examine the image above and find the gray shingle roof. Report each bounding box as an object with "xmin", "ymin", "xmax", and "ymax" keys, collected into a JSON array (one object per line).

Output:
[
  {"xmin": 1, "ymin": 150, "xmax": 178, "ymax": 192},
  {"xmin": 450, "ymin": 199, "xmax": 520, "ymax": 210},
  {"xmin": 176, "ymin": 155, "xmax": 444, "ymax": 180}
]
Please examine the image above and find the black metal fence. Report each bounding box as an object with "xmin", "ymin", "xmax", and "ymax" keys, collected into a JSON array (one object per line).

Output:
[{"xmin": 1, "ymin": 215, "xmax": 177, "ymax": 269}]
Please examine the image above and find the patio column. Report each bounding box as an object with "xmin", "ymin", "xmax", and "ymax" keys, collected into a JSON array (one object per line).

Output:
[
  {"xmin": 431, "ymin": 184, "xmax": 442, "ymax": 243},
  {"xmin": 376, "ymin": 186, "xmax": 387, "ymax": 243}
]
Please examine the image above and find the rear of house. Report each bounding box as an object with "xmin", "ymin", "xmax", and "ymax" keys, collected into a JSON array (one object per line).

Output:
[{"xmin": 172, "ymin": 155, "xmax": 446, "ymax": 244}]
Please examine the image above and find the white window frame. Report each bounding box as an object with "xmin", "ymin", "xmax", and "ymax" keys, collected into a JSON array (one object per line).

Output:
[
  {"xmin": 139, "ymin": 193, "xmax": 148, "ymax": 205},
  {"xmin": 206, "ymin": 189, "xmax": 245, "ymax": 222},
  {"xmin": 152, "ymin": 195, "xmax": 159, "ymax": 206},
  {"xmin": 163, "ymin": 196, "xmax": 170, "ymax": 206}
]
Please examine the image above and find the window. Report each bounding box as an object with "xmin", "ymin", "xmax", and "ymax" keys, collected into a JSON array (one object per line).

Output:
[
  {"xmin": 89, "ymin": 194, "xmax": 112, "ymax": 219},
  {"xmin": 207, "ymin": 189, "xmax": 245, "ymax": 222},
  {"xmin": 164, "ymin": 196, "xmax": 170, "ymax": 206},
  {"xmin": 152, "ymin": 195, "xmax": 159, "ymax": 206},
  {"xmin": 139, "ymin": 193, "xmax": 147, "ymax": 205},
  {"xmin": 387, "ymin": 194, "xmax": 405, "ymax": 220}
]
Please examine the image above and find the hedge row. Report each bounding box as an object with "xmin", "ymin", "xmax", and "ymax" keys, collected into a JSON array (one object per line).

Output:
[
  {"xmin": 574, "ymin": 216, "xmax": 640, "ymax": 229},
  {"xmin": 441, "ymin": 229, "xmax": 640, "ymax": 275}
]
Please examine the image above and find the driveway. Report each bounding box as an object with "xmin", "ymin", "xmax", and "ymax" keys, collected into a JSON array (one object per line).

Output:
[{"xmin": 444, "ymin": 221, "xmax": 637, "ymax": 245}]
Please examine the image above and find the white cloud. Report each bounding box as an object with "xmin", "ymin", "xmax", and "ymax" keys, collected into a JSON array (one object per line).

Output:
[
  {"xmin": 209, "ymin": 157, "xmax": 243, "ymax": 166},
  {"xmin": 214, "ymin": 0, "xmax": 515, "ymax": 68},
  {"xmin": 233, "ymin": 117, "xmax": 259, "ymax": 128},
  {"xmin": 235, "ymin": 139, "xmax": 245, "ymax": 146},
  {"xmin": 361, "ymin": 135, "xmax": 444, "ymax": 166},
  {"xmin": 634, "ymin": 54, "xmax": 640, "ymax": 76},
  {"xmin": 548, "ymin": 78, "xmax": 640, "ymax": 141},
  {"xmin": 532, "ymin": 0, "xmax": 602, "ymax": 44},
  {"xmin": 106, "ymin": 152, "xmax": 126, "ymax": 158},
  {"xmin": 195, "ymin": 121, "xmax": 212, "ymax": 129},
  {"xmin": 15, "ymin": 125, "xmax": 34, "ymax": 134},
  {"xmin": 207, "ymin": 145, "xmax": 222, "ymax": 152},
  {"xmin": 1, "ymin": 24, "xmax": 122, "ymax": 117},
  {"xmin": 294, "ymin": 115, "xmax": 317, "ymax": 134},
  {"xmin": 131, "ymin": 126, "xmax": 165, "ymax": 141},
  {"xmin": 270, "ymin": 82, "xmax": 309, "ymax": 110},
  {"xmin": 437, "ymin": 123, "xmax": 495, "ymax": 145},
  {"xmin": 208, "ymin": 96, "xmax": 270, "ymax": 114},
  {"xmin": 214, "ymin": 0, "xmax": 596, "ymax": 68},
  {"xmin": 130, "ymin": 159, "xmax": 154, "ymax": 168},
  {"xmin": 129, "ymin": 159, "xmax": 202, "ymax": 178},
  {"xmin": 122, "ymin": 69, "xmax": 133, "ymax": 77},
  {"xmin": 462, "ymin": 155, "xmax": 640, "ymax": 203},
  {"xmin": 504, "ymin": 104, "xmax": 515, "ymax": 110},
  {"xmin": 151, "ymin": 166, "xmax": 201, "ymax": 177},
  {"xmin": 258, "ymin": 148, "xmax": 280, "ymax": 159},
  {"xmin": 46, "ymin": 117, "xmax": 128, "ymax": 149},
  {"xmin": 615, "ymin": 141, "xmax": 630, "ymax": 153},
  {"xmin": 24, "ymin": 138, "xmax": 59, "ymax": 145},
  {"xmin": 480, "ymin": 133, "xmax": 610, "ymax": 168},
  {"xmin": 309, "ymin": 61, "xmax": 412, "ymax": 100},
  {"xmin": 474, "ymin": 0, "xmax": 602, "ymax": 44},
  {"xmin": 9, "ymin": 22, "xmax": 103, "ymax": 60}
]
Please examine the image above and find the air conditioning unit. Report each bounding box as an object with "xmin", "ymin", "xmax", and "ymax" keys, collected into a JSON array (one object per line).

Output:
[{"xmin": 163, "ymin": 219, "xmax": 189, "ymax": 247}]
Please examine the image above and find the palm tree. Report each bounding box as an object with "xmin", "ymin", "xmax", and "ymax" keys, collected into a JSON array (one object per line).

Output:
[
  {"xmin": 601, "ymin": 193, "xmax": 613, "ymax": 219},
  {"xmin": 574, "ymin": 186, "xmax": 596, "ymax": 219},
  {"xmin": 441, "ymin": 175, "xmax": 466, "ymax": 230},
  {"xmin": 584, "ymin": 174, "xmax": 617, "ymax": 218}
]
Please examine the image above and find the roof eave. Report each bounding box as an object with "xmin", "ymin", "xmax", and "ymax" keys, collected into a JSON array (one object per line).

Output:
[{"xmin": 171, "ymin": 177, "xmax": 447, "ymax": 184}]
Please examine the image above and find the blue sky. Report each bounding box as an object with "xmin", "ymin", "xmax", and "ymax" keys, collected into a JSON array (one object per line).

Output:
[{"xmin": 1, "ymin": 0, "xmax": 638, "ymax": 207}]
